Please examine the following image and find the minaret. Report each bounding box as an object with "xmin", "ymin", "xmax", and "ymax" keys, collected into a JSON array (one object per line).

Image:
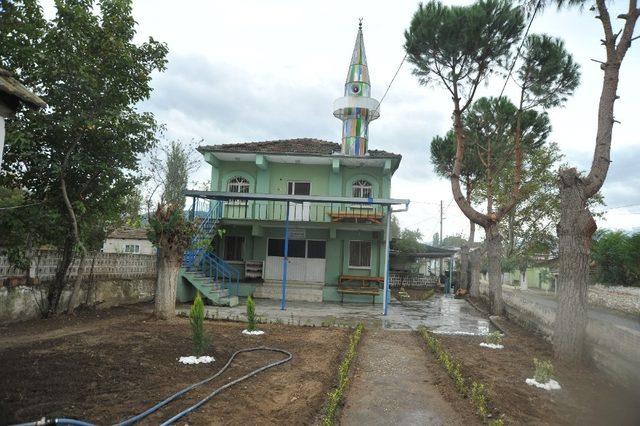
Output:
[{"xmin": 333, "ymin": 20, "xmax": 380, "ymax": 156}]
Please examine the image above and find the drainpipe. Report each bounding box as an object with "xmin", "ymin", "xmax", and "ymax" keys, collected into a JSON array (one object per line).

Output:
[
  {"xmin": 280, "ymin": 201, "xmax": 290, "ymax": 310},
  {"xmin": 448, "ymin": 256, "xmax": 453, "ymax": 295}
]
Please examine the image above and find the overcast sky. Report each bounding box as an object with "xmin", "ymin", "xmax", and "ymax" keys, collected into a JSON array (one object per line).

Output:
[{"xmin": 44, "ymin": 0, "xmax": 640, "ymax": 241}]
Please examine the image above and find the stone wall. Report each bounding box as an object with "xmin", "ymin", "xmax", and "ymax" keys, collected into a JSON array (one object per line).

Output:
[
  {"xmin": 588, "ymin": 284, "xmax": 640, "ymax": 316},
  {"xmin": 0, "ymin": 251, "xmax": 157, "ymax": 323},
  {"xmin": 479, "ymin": 280, "xmax": 640, "ymax": 390},
  {"xmin": 389, "ymin": 272, "xmax": 437, "ymax": 288}
]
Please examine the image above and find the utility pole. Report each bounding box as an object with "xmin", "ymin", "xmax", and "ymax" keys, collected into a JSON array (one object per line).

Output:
[{"xmin": 439, "ymin": 200, "xmax": 443, "ymax": 276}]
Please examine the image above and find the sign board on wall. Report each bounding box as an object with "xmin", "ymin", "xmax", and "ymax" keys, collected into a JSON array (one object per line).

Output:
[{"xmin": 288, "ymin": 228, "xmax": 306, "ymax": 239}]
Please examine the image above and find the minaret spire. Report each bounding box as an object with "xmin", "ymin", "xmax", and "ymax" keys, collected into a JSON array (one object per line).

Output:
[{"xmin": 333, "ymin": 20, "xmax": 380, "ymax": 156}]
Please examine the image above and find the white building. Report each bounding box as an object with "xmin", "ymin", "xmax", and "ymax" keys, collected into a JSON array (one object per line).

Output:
[{"xmin": 102, "ymin": 228, "xmax": 156, "ymax": 255}]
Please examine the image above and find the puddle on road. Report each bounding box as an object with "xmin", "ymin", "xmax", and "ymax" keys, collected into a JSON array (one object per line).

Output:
[{"xmin": 385, "ymin": 294, "xmax": 495, "ymax": 335}]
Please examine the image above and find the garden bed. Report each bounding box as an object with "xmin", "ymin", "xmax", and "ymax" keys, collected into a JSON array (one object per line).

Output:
[
  {"xmin": 431, "ymin": 298, "xmax": 640, "ymax": 425},
  {"xmin": 0, "ymin": 304, "xmax": 350, "ymax": 425}
]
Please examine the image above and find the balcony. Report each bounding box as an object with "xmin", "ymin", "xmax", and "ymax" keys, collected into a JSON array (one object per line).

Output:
[{"xmin": 186, "ymin": 190, "xmax": 410, "ymax": 225}]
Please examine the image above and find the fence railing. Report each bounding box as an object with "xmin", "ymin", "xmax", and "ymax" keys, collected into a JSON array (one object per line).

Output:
[
  {"xmin": 0, "ymin": 251, "xmax": 157, "ymax": 281},
  {"xmin": 188, "ymin": 197, "xmax": 388, "ymax": 224}
]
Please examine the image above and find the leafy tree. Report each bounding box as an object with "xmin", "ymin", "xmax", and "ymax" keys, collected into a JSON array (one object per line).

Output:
[
  {"xmin": 246, "ymin": 295, "xmax": 257, "ymax": 331},
  {"xmin": 591, "ymin": 230, "xmax": 640, "ymax": 287},
  {"xmin": 0, "ymin": 0, "xmax": 167, "ymax": 316},
  {"xmin": 147, "ymin": 139, "xmax": 201, "ymax": 211},
  {"xmin": 536, "ymin": 0, "xmax": 639, "ymax": 361},
  {"xmin": 395, "ymin": 228, "xmax": 423, "ymax": 252},
  {"xmin": 405, "ymin": 1, "xmax": 579, "ymax": 314},
  {"xmin": 148, "ymin": 203, "xmax": 196, "ymax": 319}
]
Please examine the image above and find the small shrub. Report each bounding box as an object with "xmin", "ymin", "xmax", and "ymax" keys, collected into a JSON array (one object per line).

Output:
[
  {"xmin": 485, "ymin": 331, "xmax": 502, "ymax": 345},
  {"xmin": 533, "ymin": 358, "xmax": 554, "ymax": 383},
  {"xmin": 189, "ymin": 292, "xmax": 208, "ymax": 355},
  {"xmin": 322, "ymin": 322, "xmax": 364, "ymax": 426},
  {"xmin": 246, "ymin": 295, "xmax": 257, "ymax": 331},
  {"xmin": 471, "ymin": 381, "xmax": 488, "ymax": 419}
]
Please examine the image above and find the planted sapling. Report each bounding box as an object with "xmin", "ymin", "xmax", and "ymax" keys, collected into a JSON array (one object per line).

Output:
[
  {"xmin": 242, "ymin": 295, "xmax": 264, "ymax": 335},
  {"xmin": 526, "ymin": 358, "xmax": 561, "ymax": 390},
  {"xmin": 179, "ymin": 292, "xmax": 213, "ymax": 364}
]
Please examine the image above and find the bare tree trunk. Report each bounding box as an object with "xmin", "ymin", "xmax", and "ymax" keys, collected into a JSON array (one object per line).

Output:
[
  {"xmin": 460, "ymin": 244, "xmax": 469, "ymax": 291},
  {"xmin": 154, "ymin": 253, "xmax": 180, "ymax": 319},
  {"xmin": 47, "ymin": 237, "xmax": 74, "ymax": 317},
  {"xmin": 553, "ymin": 169, "xmax": 595, "ymax": 362},
  {"xmin": 67, "ymin": 251, "xmax": 87, "ymax": 313},
  {"xmin": 469, "ymin": 248, "xmax": 481, "ymax": 298},
  {"xmin": 552, "ymin": 0, "xmax": 637, "ymax": 362},
  {"xmin": 486, "ymin": 223, "xmax": 503, "ymax": 315}
]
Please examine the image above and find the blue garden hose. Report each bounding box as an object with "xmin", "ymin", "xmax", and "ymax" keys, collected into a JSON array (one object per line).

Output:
[{"xmin": 12, "ymin": 346, "xmax": 292, "ymax": 426}]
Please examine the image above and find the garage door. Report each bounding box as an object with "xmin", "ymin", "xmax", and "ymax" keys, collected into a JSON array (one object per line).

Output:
[{"xmin": 264, "ymin": 239, "xmax": 326, "ymax": 283}]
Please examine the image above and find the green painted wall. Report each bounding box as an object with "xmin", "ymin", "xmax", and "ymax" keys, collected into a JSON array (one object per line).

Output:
[{"xmin": 212, "ymin": 159, "xmax": 392, "ymax": 198}]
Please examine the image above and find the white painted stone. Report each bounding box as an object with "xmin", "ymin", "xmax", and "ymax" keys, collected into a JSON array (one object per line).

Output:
[
  {"xmin": 179, "ymin": 356, "xmax": 214, "ymax": 364},
  {"xmin": 526, "ymin": 378, "xmax": 561, "ymax": 390}
]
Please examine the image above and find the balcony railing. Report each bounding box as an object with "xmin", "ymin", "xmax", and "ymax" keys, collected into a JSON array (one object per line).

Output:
[{"xmin": 189, "ymin": 196, "xmax": 388, "ymax": 224}]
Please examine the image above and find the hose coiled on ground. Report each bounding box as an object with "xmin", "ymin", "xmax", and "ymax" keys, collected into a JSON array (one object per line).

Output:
[{"xmin": 12, "ymin": 346, "xmax": 293, "ymax": 426}]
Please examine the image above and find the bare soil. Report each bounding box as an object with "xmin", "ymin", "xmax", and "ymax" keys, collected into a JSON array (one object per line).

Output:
[
  {"xmin": 391, "ymin": 287, "xmax": 435, "ymax": 301},
  {"xmin": 432, "ymin": 297, "xmax": 640, "ymax": 425},
  {"xmin": 0, "ymin": 304, "xmax": 350, "ymax": 425}
]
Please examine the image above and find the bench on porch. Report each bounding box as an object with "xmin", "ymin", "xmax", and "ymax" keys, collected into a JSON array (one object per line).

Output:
[
  {"xmin": 328, "ymin": 212, "xmax": 384, "ymax": 224},
  {"xmin": 336, "ymin": 275, "xmax": 384, "ymax": 304}
]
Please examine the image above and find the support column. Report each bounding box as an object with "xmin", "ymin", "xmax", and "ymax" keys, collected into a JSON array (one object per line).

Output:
[
  {"xmin": 280, "ymin": 201, "xmax": 290, "ymax": 310},
  {"xmin": 383, "ymin": 207, "xmax": 391, "ymax": 315}
]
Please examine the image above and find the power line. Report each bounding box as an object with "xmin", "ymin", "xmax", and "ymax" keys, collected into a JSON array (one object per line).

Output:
[
  {"xmin": 0, "ymin": 202, "xmax": 43, "ymax": 211},
  {"xmin": 498, "ymin": 0, "xmax": 542, "ymax": 98},
  {"xmin": 373, "ymin": 52, "xmax": 407, "ymax": 116}
]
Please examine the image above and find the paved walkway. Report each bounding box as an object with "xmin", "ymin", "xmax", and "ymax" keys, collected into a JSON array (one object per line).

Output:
[
  {"xmin": 178, "ymin": 293, "xmax": 494, "ymax": 335},
  {"xmin": 340, "ymin": 329, "xmax": 465, "ymax": 425}
]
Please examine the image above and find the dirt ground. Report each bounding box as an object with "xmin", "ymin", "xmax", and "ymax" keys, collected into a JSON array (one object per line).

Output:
[
  {"xmin": 431, "ymin": 297, "xmax": 640, "ymax": 425},
  {"xmin": 0, "ymin": 304, "xmax": 349, "ymax": 425},
  {"xmin": 391, "ymin": 287, "xmax": 435, "ymax": 301}
]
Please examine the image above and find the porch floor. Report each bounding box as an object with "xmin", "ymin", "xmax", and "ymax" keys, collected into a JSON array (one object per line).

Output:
[{"xmin": 175, "ymin": 293, "xmax": 494, "ymax": 334}]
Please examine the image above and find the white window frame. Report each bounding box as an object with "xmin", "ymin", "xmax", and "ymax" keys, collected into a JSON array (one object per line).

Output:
[
  {"xmin": 227, "ymin": 176, "xmax": 250, "ymax": 205},
  {"xmin": 124, "ymin": 244, "xmax": 140, "ymax": 254},
  {"xmin": 348, "ymin": 240, "xmax": 372, "ymax": 269},
  {"xmin": 351, "ymin": 179, "xmax": 374, "ymax": 210}
]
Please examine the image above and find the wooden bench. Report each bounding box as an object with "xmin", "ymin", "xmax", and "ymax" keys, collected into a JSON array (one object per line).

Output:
[
  {"xmin": 336, "ymin": 275, "xmax": 384, "ymax": 304},
  {"xmin": 328, "ymin": 212, "xmax": 384, "ymax": 224}
]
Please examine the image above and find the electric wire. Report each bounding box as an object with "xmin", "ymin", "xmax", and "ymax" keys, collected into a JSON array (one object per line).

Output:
[{"xmin": 372, "ymin": 53, "xmax": 407, "ymax": 116}]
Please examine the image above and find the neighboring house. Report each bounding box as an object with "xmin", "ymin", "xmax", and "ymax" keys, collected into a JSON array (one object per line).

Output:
[
  {"xmin": 102, "ymin": 228, "xmax": 156, "ymax": 255},
  {"xmin": 0, "ymin": 68, "xmax": 46, "ymax": 168},
  {"xmin": 179, "ymin": 24, "xmax": 409, "ymax": 307}
]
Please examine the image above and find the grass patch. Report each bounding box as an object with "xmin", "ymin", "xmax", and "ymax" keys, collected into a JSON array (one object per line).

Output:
[
  {"xmin": 418, "ymin": 326, "xmax": 502, "ymax": 425},
  {"xmin": 321, "ymin": 322, "xmax": 364, "ymax": 426}
]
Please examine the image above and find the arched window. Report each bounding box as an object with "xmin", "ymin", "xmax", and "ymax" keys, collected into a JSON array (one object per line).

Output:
[
  {"xmin": 352, "ymin": 179, "xmax": 372, "ymax": 198},
  {"xmin": 227, "ymin": 176, "xmax": 250, "ymax": 193}
]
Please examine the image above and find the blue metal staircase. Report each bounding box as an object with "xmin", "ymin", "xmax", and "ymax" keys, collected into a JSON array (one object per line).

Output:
[{"xmin": 181, "ymin": 201, "xmax": 240, "ymax": 307}]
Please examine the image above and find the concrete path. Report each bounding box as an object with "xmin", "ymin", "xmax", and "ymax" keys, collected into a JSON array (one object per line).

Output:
[
  {"xmin": 340, "ymin": 329, "xmax": 465, "ymax": 425},
  {"xmin": 180, "ymin": 293, "xmax": 494, "ymax": 335}
]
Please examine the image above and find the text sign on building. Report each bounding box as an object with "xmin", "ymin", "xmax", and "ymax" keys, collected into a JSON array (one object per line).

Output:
[{"xmin": 289, "ymin": 228, "xmax": 306, "ymax": 239}]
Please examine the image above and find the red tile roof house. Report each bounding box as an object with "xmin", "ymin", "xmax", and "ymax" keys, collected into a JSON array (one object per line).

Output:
[{"xmin": 179, "ymin": 25, "xmax": 409, "ymax": 313}]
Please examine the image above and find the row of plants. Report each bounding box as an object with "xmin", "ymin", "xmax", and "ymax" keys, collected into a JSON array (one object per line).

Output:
[
  {"xmin": 321, "ymin": 322, "xmax": 364, "ymax": 426},
  {"xmin": 417, "ymin": 326, "xmax": 502, "ymax": 425}
]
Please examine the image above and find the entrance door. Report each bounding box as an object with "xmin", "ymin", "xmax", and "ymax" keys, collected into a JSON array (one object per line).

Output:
[
  {"xmin": 287, "ymin": 182, "xmax": 310, "ymax": 221},
  {"xmin": 264, "ymin": 239, "xmax": 326, "ymax": 283}
]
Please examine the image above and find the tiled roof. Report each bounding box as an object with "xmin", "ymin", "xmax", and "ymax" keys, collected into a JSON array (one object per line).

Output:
[
  {"xmin": 107, "ymin": 227, "xmax": 149, "ymax": 240},
  {"xmin": 198, "ymin": 138, "xmax": 400, "ymax": 159},
  {"xmin": 0, "ymin": 69, "xmax": 46, "ymax": 109}
]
